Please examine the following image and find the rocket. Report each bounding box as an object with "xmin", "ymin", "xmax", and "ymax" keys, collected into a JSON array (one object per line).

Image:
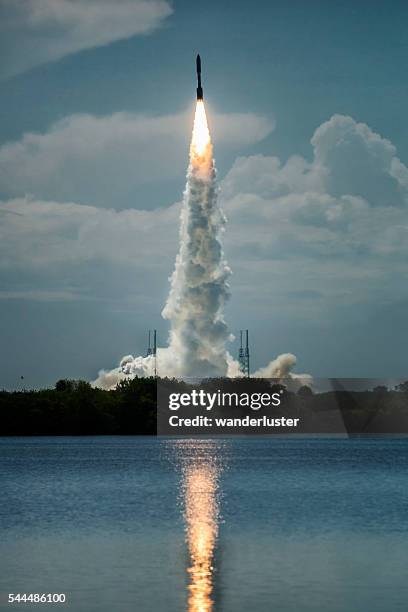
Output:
[{"xmin": 196, "ymin": 54, "xmax": 203, "ymax": 100}]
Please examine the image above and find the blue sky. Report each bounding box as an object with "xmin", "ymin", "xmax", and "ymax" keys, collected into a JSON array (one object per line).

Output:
[{"xmin": 1, "ymin": 0, "xmax": 408, "ymax": 388}]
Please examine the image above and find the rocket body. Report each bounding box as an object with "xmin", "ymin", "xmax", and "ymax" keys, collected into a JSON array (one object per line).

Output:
[{"xmin": 196, "ymin": 54, "xmax": 203, "ymax": 100}]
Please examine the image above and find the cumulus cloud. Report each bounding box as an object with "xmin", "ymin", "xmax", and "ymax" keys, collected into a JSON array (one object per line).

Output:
[
  {"xmin": 0, "ymin": 0, "xmax": 172, "ymax": 79},
  {"xmin": 223, "ymin": 114, "xmax": 408, "ymax": 205},
  {"xmin": 0, "ymin": 195, "xmax": 181, "ymax": 310},
  {"xmin": 0, "ymin": 110, "xmax": 274, "ymax": 207},
  {"xmin": 220, "ymin": 115, "xmax": 408, "ymax": 311},
  {"xmin": 0, "ymin": 196, "xmax": 178, "ymax": 269},
  {"xmin": 312, "ymin": 114, "xmax": 408, "ymax": 207}
]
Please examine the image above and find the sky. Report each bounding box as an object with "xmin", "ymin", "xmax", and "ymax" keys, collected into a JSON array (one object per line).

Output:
[{"xmin": 1, "ymin": 0, "xmax": 408, "ymax": 388}]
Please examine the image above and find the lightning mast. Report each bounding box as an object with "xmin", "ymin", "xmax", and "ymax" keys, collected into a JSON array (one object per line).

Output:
[
  {"xmin": 146, "ymin": 329, "xmax": 158, "ymax": 377},
  {"xmin": 238, "ymin": 329, "xmax": 250, "ymax": 377}
]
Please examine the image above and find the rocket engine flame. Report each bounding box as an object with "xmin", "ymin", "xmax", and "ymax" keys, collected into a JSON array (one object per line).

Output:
[{"xmin": 191, "ymin": 101, "xmax": 210, "ymax": 157}]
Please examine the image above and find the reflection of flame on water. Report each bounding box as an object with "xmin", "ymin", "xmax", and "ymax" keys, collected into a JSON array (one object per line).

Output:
[
  {"xmin": 185, "ymin": 464, "xmax": 218, "ymax": 611},
  {"xmin": 177, "ymin": 441, "xmax": 223, "ymax": 612}
]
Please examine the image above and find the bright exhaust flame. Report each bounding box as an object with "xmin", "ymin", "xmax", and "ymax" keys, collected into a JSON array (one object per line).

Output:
[{"xmin": 191, "ymin": 100, "xmax": 211, "ymax": 157}]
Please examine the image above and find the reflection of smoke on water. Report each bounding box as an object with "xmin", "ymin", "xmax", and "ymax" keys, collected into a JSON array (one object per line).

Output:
[{"xmin": 174, "ymin": 440, "xmax": 225, "ymax": 612}]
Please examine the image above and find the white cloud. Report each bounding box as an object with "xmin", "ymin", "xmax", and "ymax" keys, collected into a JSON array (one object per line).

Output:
[
  {"xmin": 0, "ymin": 0, "xmax": 173, "ymax": 79},
  {"xmin": 311, "ymin": 114, "xmax": 407, "ymax": 207},
  {"xmin": 0, "ymin": 196, "xmax": 178, "ymax": 271},
  {"xmin": 220, "ymin": 115, "xmax": 408, "ymax": 312},
  {"xmin": 0, "ymin": 109, "xmax": 274, "ymax": 207}
]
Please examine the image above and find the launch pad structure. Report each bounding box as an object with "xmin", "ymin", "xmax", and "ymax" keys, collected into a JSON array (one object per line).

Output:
[
  {"xmin": 146, "ymin": 329, "xmax": 157, "ymax": 377},
  {"xmin": 238, "ymin": 330, "xmax": 250, "ymax": 377}
]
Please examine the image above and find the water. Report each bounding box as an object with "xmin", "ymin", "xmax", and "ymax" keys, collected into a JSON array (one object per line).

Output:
[{"xmin": 1, "ymin": 437, "xmax": 408, "ymax": 611}]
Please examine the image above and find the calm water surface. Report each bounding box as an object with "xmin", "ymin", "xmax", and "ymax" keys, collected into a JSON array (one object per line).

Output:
[{"xmin": 1, "ymin": 437, "xmax": 408, "ymax": 611}]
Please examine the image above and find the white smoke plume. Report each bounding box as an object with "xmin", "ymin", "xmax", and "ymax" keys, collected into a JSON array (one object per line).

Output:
[
  {"xmin": 93, "ymin": 101, "xmax": 309, "ymax": 389},
  {"xmin": 161, "ymin": 101, "xmax": 231, "ymax": 377}
]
